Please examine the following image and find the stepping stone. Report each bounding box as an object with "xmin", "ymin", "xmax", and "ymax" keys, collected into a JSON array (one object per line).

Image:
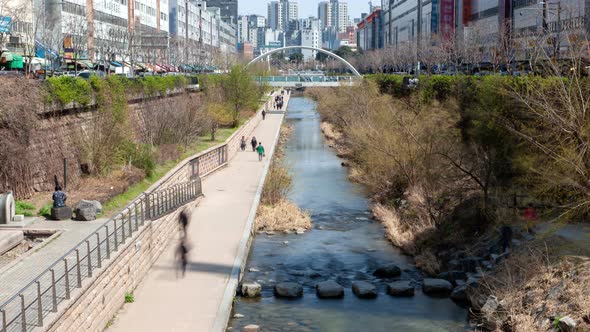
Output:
[
  {"xmin": 374, "ymin": 264, "xmax": 402, "ymax": 278},
  {"xmin": 352, "ymin": 281, "xmax": 377, "ymax": 299},
  {"xmin": 387, "ymin": 280, "xmax": 415, "ymax": 297},
  {"xmin": 274, "ymin": 282, "xmax": 303, "ymax": 298},
  {"xmin": 423, "ymin": 278, "xmax": 453, "ymax": 296},
  {"xmin": 316, "ymin": 280, "xmax": 344, "ymax": 298}
]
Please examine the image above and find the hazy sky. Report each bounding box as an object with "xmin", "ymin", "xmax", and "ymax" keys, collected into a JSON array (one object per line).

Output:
[{"xmin": 239, "ymin": 0, "xmax": 371, "ymax": 20}]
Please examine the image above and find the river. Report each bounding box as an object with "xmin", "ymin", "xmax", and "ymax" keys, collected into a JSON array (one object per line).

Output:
[{"xmin": 228, "ymin": 96, "xmax": 469, "ymax": 332}]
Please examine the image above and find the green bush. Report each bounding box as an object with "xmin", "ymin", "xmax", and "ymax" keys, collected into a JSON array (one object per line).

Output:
[
  {"xmin": 46, "ymin": 76, "xmax": 92, "ymax": 106},
  {"xmin": 422, "ymin": 75, "xmax": 457, "ymax": 101},
  {"xmin": 38, "ymin": 204, "xmax": 52, "ymax": 218},
  {"xmin": 120, "ymin": 142, "xmax": 156, "ymax": 177},
  {"xmin": 15, "ymin": 201, "xmax": 35, "ymax": 216}
]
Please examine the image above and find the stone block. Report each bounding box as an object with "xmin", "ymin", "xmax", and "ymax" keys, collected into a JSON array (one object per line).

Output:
[
  {"xmin": 76, "ymin": 200, "xmax": 103, "ymax": 213},
  {"xmin": 12, "ymin": 214, "xmax": 25, "ymax": 222},
  {"xmin": 75, "ymin": 207, "xmax": 96, "ymax": 221},
  {"xmin": 52, "ymin": 206, "xmax": 73, "ymax": 220},
  {"xmin": 0, "ymin": 230, "xmax": 24, "ymax": 254}
]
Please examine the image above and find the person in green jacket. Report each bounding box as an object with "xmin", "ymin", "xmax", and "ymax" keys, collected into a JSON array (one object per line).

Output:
[{"xmin": 256, "ymin": 142, "xmax": 265, "ymax": 161}]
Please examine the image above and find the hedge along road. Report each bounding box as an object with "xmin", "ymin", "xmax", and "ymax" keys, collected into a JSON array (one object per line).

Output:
[{"xmin": 107, "ymin": 93, "xmax": 289, "ymax": 332}]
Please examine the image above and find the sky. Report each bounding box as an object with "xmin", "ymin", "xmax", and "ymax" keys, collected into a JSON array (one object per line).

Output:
[{"xmin": 239, "ymin": 0, "xmax": 371, "ymax": 20}]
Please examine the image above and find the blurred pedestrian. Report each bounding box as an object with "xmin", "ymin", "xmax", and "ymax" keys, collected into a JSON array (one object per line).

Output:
[
  {"xmin": 251, "ymin": 136, "xmax": 257, "ymax": 152},
  {"xmin": 262, "ymin": 109, "xmax": 266, "ymax": 120},
  {"xmin": 178, "ymin": 208, "xmax": 190, "ymax": 238},
  {"xmin": 240, "ymin": 136, "xmax": 247, "ymax": 151},
  {"xmin": 176, "ymin": 240, "xmax": 189, "ymax": 278}
]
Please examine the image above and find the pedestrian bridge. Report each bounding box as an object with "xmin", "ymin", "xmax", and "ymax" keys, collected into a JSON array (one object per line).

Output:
[{"xmin": 254, "ymin": 76, "xmax": 361, "ymax": 88}]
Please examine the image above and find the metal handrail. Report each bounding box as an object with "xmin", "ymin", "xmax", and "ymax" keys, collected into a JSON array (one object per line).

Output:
[{"xmin": 0, "ymin": 179, "xmax": 202, "ymax": 332}]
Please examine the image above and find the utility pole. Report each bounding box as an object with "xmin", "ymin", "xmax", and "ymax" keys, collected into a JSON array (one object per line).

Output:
[{"xmin": 184, "ymin": 0, "xmax": 189, "ymax": 65}]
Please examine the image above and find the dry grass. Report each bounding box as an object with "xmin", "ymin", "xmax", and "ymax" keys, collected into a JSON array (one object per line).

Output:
[
  {"xmin": 414, "ymin": 250, "xmax": 442, "ymax": 277},
  {"xmin": 255, "ymin": 200, "xmax": 312, "ymax": 233},
  {"xmin": 478, "ymin": 239, "xmax": 590, "ymax": 331},
  {"xmin": 320, "ymin": 121, "xmax": 342, "ymax": 142}
]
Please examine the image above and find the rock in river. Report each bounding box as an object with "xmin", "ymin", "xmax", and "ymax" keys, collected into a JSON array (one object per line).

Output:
[
  {"xmin": 316, "ymin": 280, "xmax": 344, "ymax": 298},
  {"xmin": 386, "ymin": 280, "xmax": 415, "ymax": 297},
  {"xmin": 274, "ymin": 282, "xmax": 303, "ymax": 298},
  {"xmin": 243, "ymin": 324, "xmax": 260, "ymax": 332},
  {"xmin": 352, "ymin": 281, "xmax": 378, "ymax": 299},
  {"xmin": 241, "ymin": 282, "xmax": 262, "ymax": 298},
  {"xmin": 373, "ymin": 264, "xmax": 402, "ymax": 278},
  {"xmin": 422, "ymin": 278, "xmax": 453, "ymax": 296}
]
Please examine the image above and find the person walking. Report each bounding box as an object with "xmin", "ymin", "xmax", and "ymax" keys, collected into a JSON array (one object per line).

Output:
[
  {"xmin": 178, "ymin": 208, "xmax": 190, "ymax": 238},
  {"xmin": 240, "ymin": 136, "xmax": 247, "ymax": 151},
  {"xmin": 262, "ymin": 109, "xmax": 266, "ymax": 120},
  {"xmin": 176, "ymin": 208, "xmax": 190, "ymax": 277},
  {"xmin": 256, "ymin": 142, "xmax": 265, "ymax": 161},
  {"xmin": 176, "ymin": 240, "xmax": 189, "ymax": 278},
  {"xmin": 251, "ymin": 136, "xmax": 257, "ymax": 152}
]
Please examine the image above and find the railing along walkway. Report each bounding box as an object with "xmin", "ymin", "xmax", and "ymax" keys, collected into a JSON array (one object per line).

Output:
[{"xmin": 0, "ymin": 180, "xmax": 202, "ymax": 332}]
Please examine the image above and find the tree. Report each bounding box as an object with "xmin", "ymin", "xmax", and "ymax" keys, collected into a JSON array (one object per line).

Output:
[
  {"xmin": 503, "ymin": 27, "xmax": 590, "ymax": 221},
  {"xmin": 289, "ymin": 52, "xmax": 303, "ymax": 64},
  {"xmin": 334, "ymin": 45, "xmax": 354, "ymax": 59},
  {"xmin": 222, "ymin": 65, "xmax": 260, "ymax": 127},
  {"xmin": 206, "ymin": 102, "xmax": 233, "ymax": 141},
  {"xmin": 315, "ymin": 49, "xmax": 330, "ymax": 62}
]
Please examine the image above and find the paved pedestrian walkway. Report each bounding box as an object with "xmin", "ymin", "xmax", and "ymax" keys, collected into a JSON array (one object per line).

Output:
[
  {"xmin": 0, "ymin": 218, "xmax": 108, "ymax": 303},
  {"xmin": 108, "ymin": 96, "xmax": 288, "ymax": 332}
]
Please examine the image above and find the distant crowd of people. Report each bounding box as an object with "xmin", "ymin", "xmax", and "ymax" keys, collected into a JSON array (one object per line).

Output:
[{"xmin": 274, "ymin": 90, "xmax": 286, "ymax": 111}]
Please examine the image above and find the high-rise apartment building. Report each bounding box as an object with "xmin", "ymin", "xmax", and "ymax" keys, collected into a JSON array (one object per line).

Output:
[
  {"xmin": 318, "ymin": 1, "xmax": 332, "ymax": 30},
  {"xmin": 332, "ymin": 0, "xmax": 349, "ymax": 33},
  {"xmin": 300, "ymin": 17, "xmax": 320, "ymax": 60},
  {"xmin": 204, "ymin": 0, "xmax": 238, "ymax": 24},
  {"xmin": 267, "ymin": 1, "xmax": 284, "ymax": 30},
  {"xmin": 318, "ymin": 0, "xmax": 348, "ymax": 32},
  {"xmin": 267, "ymin": 0, "xmax": 298, "ymax": 32}
]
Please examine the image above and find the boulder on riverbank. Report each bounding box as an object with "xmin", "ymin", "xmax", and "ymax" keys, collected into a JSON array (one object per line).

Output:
[
  {"xmin": 387, "ymin": 280, "xmax": 415, "ymax": 297},
  {"xmin": 274, "ymin": 282, "xmax": 303, "ymax": 298},
  {"xmin": 316, "ymin": 280, "xmax": 344, "ymax": 298},
  {"xmin": 352, "ymin": 281, "xmax": 378, "ymax": 299},
  {"xmin": 373, "ymin": 264, "xmax": 402, "ymax": 278},
  {"xmin": 450, "ymin": 284, "xmax": 468, "ymax": 302},
  {"xmin": 422, "ymin": 278, "xmax": 453, "ymax": 296}
]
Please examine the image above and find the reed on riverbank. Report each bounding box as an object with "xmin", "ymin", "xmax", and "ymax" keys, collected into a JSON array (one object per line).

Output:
[{"xmin": 255, "ymin": 124, "xmax": 312, "ymax": 233}]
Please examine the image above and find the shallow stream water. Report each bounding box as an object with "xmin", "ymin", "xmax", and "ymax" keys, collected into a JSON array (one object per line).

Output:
[{"xmin": 228, "ymin": 96, "xmax": 469, "ymax": 332}]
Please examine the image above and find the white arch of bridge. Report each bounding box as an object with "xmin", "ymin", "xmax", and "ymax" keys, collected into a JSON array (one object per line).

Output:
[{"xmin": 246, "ymin": 46, "xmax": 362, "ymax": 77}]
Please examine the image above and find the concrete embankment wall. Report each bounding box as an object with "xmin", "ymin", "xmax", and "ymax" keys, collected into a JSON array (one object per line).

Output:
[{"xmin": 42, "ymin": 93, "xmax": 277, "ymax": 332}]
